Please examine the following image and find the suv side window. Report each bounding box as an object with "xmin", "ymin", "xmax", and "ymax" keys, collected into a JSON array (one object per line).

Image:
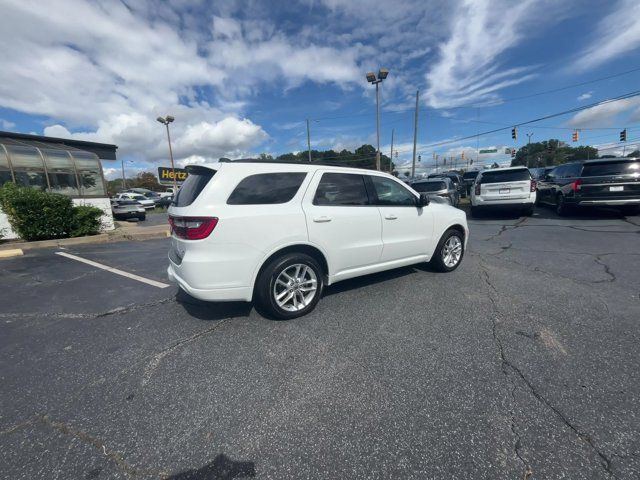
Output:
[
  {"xmin": 567, "ymin": 163, "xmax": 582, "ymax": 177},
  {"xmin": 227, "ymin": 172, "xmax": 307, "ymax": 205},
  {"xmin": 369, "ymin": 176, "xmax": 416, "ymax": 206},
  {"xmin": 313, "ymin": 172, "xmax": 369, "ymax": 206}
]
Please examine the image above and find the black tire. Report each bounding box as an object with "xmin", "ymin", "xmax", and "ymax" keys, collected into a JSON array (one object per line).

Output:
[
  {"xmin": 620, "ymin": 205, "xmax": 639, "ymax": 216},
  {"xmin": 254, "ymin": 253, "xmax": 324, "ymax": 320},
  {"xmin": 430, "ymin": 229, "xmax": 465, "ymax": 273},
  {"xmin": 470, "ymin": 206, "xmax": 480, "ymax": 218},
  {"xmin": 523, "ymin": 205, "xmax": 534, "ymax": 216},
  {"xmin": 556, "ymin": 194, "xmax": 571, "ymax": 216},
  {"xmin": 138, "ymin": 214, "xmax": 146, "ymax": 221}
]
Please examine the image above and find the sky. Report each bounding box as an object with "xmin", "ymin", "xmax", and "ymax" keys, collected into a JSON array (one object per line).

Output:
[{"xmin": 1, "ymin": 0, "xmax": 640, "ymax": 179}]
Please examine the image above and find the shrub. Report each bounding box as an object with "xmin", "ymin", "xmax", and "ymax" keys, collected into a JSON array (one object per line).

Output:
[
  {"xmin": 70, "ymin": 205, "xmax": 103, "ymax": 237},
  {"xmin": 0, "ymin": 183, "xmax": 74, "ymax": 241}
]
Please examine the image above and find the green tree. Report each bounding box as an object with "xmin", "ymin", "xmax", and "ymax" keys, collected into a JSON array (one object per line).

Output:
[
  {"xmin": 512, "ymin": 139, "xmax": 598, "ymax": 167},
  {"xmin": 627, "ymin": 149, "xmax": 640, "ymax": 158}
]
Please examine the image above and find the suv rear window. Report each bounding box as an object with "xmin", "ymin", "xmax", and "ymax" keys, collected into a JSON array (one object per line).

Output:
[
  {"xmin": 412, "ymin": 181, "xmax": 446, "ymax": 192},
  {"xmin": 463, "ymin": 171, "xmax": 479, "ymax": 180},
  {"xmin": 227, "ymin": 172, "xmax": 306, "ymax": 205},
  {"xmin": 479, "ymin": 169, "xmax": 530, "ymax": 184},
  {"xmin": 581, "ymin": 160, "xmax": 640, "ymax": 177},
  {"xmin": 173, "ymin": 167, "xmax": 215, "ymax": 207},
  {"xmin": 313, "ymin": 173, "xmax": 369, "ymax": 206}
]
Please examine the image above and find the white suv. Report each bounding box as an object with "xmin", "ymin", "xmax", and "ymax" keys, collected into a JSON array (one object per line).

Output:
[
  {"xmin": 470, "ymin": 166, "xmax": 536, "ymax": 216},
  {"xmin": 167, "ymin": 161, "xmax": 469, "ymax": 319}
]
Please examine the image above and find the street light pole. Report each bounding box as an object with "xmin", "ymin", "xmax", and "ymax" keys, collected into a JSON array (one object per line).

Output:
[
  {"xmin": 366, "ymin": 69, "xmax": 389, "ymax": 171},
  {"xmin": 526, "ymin": 133, "xmax": 534, "ymax": 167},
  {"xmin": 121, "ymin": 158, "xmax": 126, "ymax": 190},
  {"xmin": 157, "ymin": 115, "xmax": 176, "ymax": 192}
]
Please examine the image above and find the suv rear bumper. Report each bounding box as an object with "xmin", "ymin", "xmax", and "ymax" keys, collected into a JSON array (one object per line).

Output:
[
  {"xmin": 167, "ymin": 265, "xmax": 252, "ymax": 302},
  {"xmin": 471, "ymin": 192, "xmax": 536, "ymax": 207}
]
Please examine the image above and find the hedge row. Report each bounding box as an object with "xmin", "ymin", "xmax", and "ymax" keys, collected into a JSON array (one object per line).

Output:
[{"xmin": 0, "ymin": 183, "xmax": 103, "ymax": 241}]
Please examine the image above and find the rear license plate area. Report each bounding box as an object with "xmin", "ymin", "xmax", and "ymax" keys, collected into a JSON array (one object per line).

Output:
[
  {"xmin": 499, "ymin": 188, "xmax": 511, "ymax": 194},
  {"xmin": 609, "ymin": 186, "xmax": 623, "ymax": 192}
]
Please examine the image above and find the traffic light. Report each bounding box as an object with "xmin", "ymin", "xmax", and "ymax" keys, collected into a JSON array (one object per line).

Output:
[
  {"xmin": 511, "ymin": 149, "xmax": 516, "ymax": 159},
  {"xmin": 620, "ymin": 129, "xmax": 627, "ymax": 142},
  {"xmin": 511, "ymin": 127, "xmax": 517, "ymax": 140},
  {"xmin": 461, "ymin": 151, "xmax": 465, "ymax": 160},
  {"xmin": 418, "ymin": 155, "xmax": 421, "ymax": 162},
  {"xmin": 572, "ymin": 130, "xmax": 579, "ymax": 142},
  {"xmin": 443, "ymin": 158, "xmax": 447, "ymax": 165}
]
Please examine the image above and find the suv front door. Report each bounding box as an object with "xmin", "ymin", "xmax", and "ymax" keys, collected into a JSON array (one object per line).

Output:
[
  {"xmin": 303, "ymin": 171, "xmax": 383, "ymax": 277},
  {"xmin": 367, "ymin": 175, "xmax": 434, "ymax": 262}
]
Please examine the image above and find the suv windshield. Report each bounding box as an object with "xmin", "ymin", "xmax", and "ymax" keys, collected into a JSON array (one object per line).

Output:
[
  {"xmin": 174, "ymin": 167, "xmax": 216, "ymax": 207},
  {"xmin": 581, "ymin": 160, "xmax": 640, "ymax": 177},
  {"xmin": 480, "ymin": 169, "xmax": 530, "ymax": 184},
  {"xmin": 413, "ymin": 181, "xmax": 446, "ymax": 192}
]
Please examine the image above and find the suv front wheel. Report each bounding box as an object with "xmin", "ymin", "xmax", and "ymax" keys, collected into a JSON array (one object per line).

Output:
[
  {"xmin": 255, "ymin": 253, "xmax": 324, "ymax": 320},
  {"xmin": 430, "ymin": 229, "xmax": 465, "ymax": 272}
]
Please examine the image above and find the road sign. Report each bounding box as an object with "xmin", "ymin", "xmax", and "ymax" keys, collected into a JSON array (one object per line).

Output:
[
  {"xmin": 157, "ymin": 167, "xmax": 188, "ymax": 186},
  {"xmin": 479, "ymin": 149, "xmax": 498, "ymax": 154}
]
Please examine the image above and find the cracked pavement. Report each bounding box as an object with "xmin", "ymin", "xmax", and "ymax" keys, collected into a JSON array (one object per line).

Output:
[{"xmin": 1, "ymin": 207, "xmax": 639, "ymax": 479}]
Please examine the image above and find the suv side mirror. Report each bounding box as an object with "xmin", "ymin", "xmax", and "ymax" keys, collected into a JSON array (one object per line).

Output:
[{"xmin": 417, "ymin": 193, "xmax": 430, "ymax": 207}]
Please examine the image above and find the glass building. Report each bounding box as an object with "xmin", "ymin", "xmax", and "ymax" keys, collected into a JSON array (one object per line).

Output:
[{"xmin": 0, "ymin": 131, "xmax": 117, "ymax": 198}]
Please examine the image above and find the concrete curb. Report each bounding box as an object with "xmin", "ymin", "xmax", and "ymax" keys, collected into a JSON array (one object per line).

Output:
[
  {"xmin": 0, "ymin": 226, "xmax": 169, "ymax": 252},
  {"xmin": 0, "ymin": 248, "xmax": 23, "ymax": 258}
]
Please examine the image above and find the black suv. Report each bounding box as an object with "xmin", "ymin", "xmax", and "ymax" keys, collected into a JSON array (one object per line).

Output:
[
  {"xmin": 536, "ymin": 158, "xmax": 640, "ymax": 216},
  {"xmin": 428, "ymin": 172, "xmax": 465, "ymax": 197}
]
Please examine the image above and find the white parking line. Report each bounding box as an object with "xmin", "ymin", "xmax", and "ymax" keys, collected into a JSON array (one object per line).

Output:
[{"xmin": 55, "ymin": 252, "xmax": 170, "ymax": 289}]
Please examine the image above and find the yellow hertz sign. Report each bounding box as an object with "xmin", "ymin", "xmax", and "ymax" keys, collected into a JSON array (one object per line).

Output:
[{"xmin": 157, "ymin": 167, "xmax": 188, "ymax": 184}]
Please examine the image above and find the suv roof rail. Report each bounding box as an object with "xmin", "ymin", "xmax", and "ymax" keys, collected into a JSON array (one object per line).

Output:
[{"xmin": 217, "ymin": 158, "xmax": 373, "ymax": 168}]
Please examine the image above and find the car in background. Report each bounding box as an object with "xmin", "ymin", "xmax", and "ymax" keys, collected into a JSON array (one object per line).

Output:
[
  {"xmin": 156, "ymin": 195, "xmax": 174, "ymax": 208},
  {"xmin": 115, "ymin": 192, "xmax": 156, "ymax": 209},
  {"xmin": 536, "ymin": 158, "xmax": 640, "ymax": 216},
  {"xmin": 411, "ymin": 177, "xmax": 460, "ymax": 207},
  {"xmin": 123, "ymin": 188, "xmax": 162, "ymax": 205},
  {"xmin": 111, "ymin": 199, "xmax": 146, "ymax": 221},
  {"xmin": 462, "ymin": 170, "xmax": 480, "ymax": 196},
  {"xmin": 470, "ymin": 167, "xmax": 536, "ymax": 216},
  {"xmin": 529, "ymin": 167, "xmax": 553, "ymax": 181},
  {"xmin": 428, "ymin": 172, "xmax": 466, "ymax": 197}
]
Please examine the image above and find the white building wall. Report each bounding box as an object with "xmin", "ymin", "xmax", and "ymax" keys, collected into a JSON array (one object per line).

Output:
[{"xmin": 0, "ymin": 198, "xmax": 115, "ymax": 241}]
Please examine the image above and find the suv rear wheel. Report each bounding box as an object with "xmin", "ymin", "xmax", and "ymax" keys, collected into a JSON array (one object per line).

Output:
[
  {"xmin": 430, "ymin": 229, "xmax": 464, "ymax": 272},
  {"xmin": 556, "ymin": 194, "xmax": 571, "ymax": 216},
  {"xmin": 255, "ymin": 253, "xmax": 324, "ymax": 319}
]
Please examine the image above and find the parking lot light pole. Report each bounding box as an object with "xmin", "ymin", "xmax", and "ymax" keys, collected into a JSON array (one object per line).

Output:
[
  {"xmin": 157, "ymin": 115, "xmax": 177, "ymax": 192},
  {"xmin": 366, "ymin": 69, "xmax": 389, "ymax": 171},
  {"xmin": 526, "ymin": 133, "xmax": 534, "ymax": 167}
]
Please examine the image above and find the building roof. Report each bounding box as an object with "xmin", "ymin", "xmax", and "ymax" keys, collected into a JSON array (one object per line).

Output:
[{"xmin": 0, "ymin": 131, "xmax": 117, "ymax": 160}]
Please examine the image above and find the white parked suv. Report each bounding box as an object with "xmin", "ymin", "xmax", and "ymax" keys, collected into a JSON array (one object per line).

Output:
[
  {"xmin": 470, "ymin": 166, "xmax": 536, "ymax": 216},
  {"xmin": 167, "ymin": 161, "xmax": 469, "ymax": 319}
]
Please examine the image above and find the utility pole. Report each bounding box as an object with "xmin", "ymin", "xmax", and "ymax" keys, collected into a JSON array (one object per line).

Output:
[
  {"xmin": 366, "ymin": 69, "xmax": 389, "ymax": 171},
  {"xmin": 121, "ymin": 158, "xmax": 126, "ymax": 190},
  {"xmin": 411, "ymin": 89, "xmax": 420, "ymax": 178},
  {"xmin": 306, "ymin": 119, "xmax": 312, "ymax": 163},
  {"xmin": 389, "ymin": 128, "xmax": 394, "ymax": 173},
  {"xmin": 526, "ymin": 133, "xmax": 534, "ymax": 167}
]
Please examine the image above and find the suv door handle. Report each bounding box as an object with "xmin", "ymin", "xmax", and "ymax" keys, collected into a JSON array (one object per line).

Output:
[
  {"xmin": 313, "ymin": 216, "xmax": 332, "ymax": 223},
  {"xmin": 384, "ymin": 214, "xmax": 398, "ymax": 220}
]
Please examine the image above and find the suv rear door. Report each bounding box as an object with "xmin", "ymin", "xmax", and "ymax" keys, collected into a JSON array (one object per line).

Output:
[
  {"xmin": 479, "ymin": 169, "xmax": 531, "ymax": 200},
  {"xmin": 303, "ymin": 171, "xmax": 383, "ymax": 276}
]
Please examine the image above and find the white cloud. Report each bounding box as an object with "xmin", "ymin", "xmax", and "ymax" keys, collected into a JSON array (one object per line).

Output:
[
  {"xmin": 572, "ymin": 0, "xmax": 640, "ymax": 72},
  {"xmin": 577, "ymin": 91, "xmax": 593, "ymax": 101},
  {"xmin": 567, "ymin": 97, "xmax": 640, "ymax": 127},
  {"xmin": 424, "ymin": 0, "xmax": 564, "ymax": 108},
  {"xmin": 0, "ymin": 119, "xmax": 16, "ymax": 130}
]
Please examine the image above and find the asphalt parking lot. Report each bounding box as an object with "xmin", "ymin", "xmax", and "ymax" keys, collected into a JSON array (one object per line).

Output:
[{"xmin": 1, "ymin": 206, "xmax": 639, "ymax": 479}]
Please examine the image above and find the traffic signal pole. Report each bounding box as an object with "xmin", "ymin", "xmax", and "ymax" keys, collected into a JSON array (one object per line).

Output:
[{"xmin": 411, "ymin": 90, "xmax": 419, "ymax": 178}]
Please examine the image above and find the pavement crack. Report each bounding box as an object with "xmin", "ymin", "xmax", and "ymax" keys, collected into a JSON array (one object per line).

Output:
[
  {"xmin": 483, "ymin": 218, "xmax": 527, "ymax": 242},
  {"xmin": 592, "ymin": 256, "xmax": 616, "ymax": 283},
  {"xmin": 142, "ymin": 319, "xmax": 231, "ymax": 386},
  {"xmin": 479, "ymin": 261, "xmax": 616, "ymax": 479},
  {"xmin": 37, "ymin": 414, "xmax": 168, "ymax": 478}
]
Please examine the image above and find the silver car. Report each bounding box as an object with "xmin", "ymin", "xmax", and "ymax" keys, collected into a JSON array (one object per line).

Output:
[{"xmin": 411, "ymin": 177, "xmax": 460, "ymax": 207}]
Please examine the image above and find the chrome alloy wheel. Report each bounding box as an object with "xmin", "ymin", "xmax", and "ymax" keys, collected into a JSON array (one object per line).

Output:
[
  {"xmin": 442, "ymin": 235, "xmax": 463, "ymax": 268},
  {"xmin": 273, "ymin": 264, "xmax": 318, "ymax": 312}
]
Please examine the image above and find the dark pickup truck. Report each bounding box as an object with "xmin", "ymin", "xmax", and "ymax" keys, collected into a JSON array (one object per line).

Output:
[{"xmin": 536, "ymin": 158, "xmax": 640, "ymax": 215}]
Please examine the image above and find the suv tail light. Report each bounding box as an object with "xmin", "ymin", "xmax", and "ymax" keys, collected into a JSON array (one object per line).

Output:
[
  {"xmin": 474, "ymin": 183, "xmax": 481, "ymax": 195},
  {"xmin": 530, "ymin": 179, "xmax": 537, "ymax": 192},
  {"xmin": 570, "ymin": 179, "xmax": 583, "ymax": 192},
  {"xmin": 169, "ymin": 216, "xmax": 218, "ymax": 240}
]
